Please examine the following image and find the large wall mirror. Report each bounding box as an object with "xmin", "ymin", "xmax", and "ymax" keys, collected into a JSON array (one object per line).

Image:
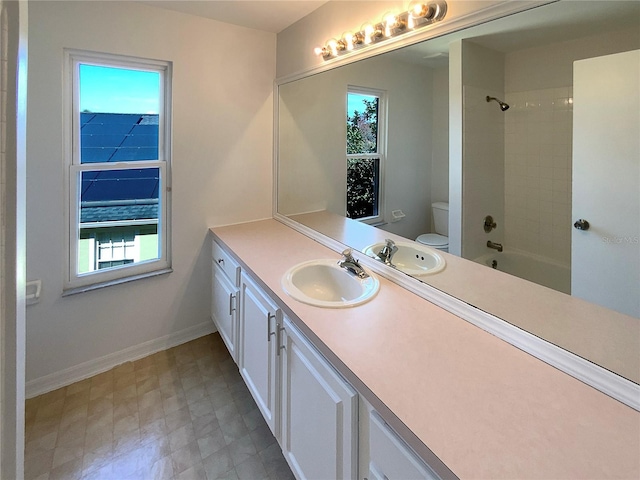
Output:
[{"xmin": 277, "ymin": 0, "xmax": 640, "ymax": 390}]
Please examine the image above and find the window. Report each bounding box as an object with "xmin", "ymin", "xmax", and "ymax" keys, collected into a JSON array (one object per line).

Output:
[
  {"xmin": 65, "ymin": 50, "xmax": 172, "ymax": 291},
  {"xmin": 346, "ymin": 87, "xmax": 386, "ymax": 224}
]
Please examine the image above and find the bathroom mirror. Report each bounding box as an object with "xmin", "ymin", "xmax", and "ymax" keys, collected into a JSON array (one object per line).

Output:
[{"xmin": 277, "ymin": 1, "xmax": 640, "ymax": 385}]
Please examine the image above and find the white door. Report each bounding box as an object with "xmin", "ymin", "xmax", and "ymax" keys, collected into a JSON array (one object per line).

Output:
[
  {"xmin": 572, "ymin": 50, "xmax": 640, "ymax": 318},
  {"xmin": 239, "ymin": 274, "xmax": 280, "ymax": 435},
  {"xmin": 280, "ymin": 316, "xmax": 358, "ymax": 480}
]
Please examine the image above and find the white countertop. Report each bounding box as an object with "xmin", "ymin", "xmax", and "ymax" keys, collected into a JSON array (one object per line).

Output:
[{"xmin": 211, "ymin": 219, "xmax": 639, "ymax": 479}]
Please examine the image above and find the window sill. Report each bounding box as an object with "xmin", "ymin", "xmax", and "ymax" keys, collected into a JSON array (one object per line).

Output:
[
  {"xmin": 62, "ymin": 267, "xmax": 173, "ymax": 296},
  {"xmin": 369, "ymin": 221, "xmax": 387, "ymax": 228}
]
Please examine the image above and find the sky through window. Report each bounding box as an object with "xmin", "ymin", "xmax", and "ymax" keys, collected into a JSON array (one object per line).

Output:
[{"xmin": 79, "ymin": 64, "xmax": 160, "ymax": 114}]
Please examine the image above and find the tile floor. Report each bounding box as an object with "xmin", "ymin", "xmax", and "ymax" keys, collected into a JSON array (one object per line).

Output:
[{"xmin": 24, "ymin": 333, "xmax": 295, "ymax": 480}]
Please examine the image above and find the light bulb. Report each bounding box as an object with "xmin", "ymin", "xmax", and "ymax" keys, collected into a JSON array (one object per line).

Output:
[
  {"xmin": 327, "ymin": 39, "xmax": 339, "ymax": 57},
  {"xmin": 409, "ymin": 1, "xmax": 433, "ymax": 18},
  {"xmin": 361, "ymin": 23, "xmax": 374, "ymax": 44},
  {"xmin": 341, "ymin": 32, "xmax": 355, "ymax": 51},
  {"xmin": 382, "ymin": 12, "xmax": 406, "ymax": 37},
  {"xmin": 408, "ymin": 1, "xmax": 437, "ymax": 27},
  {"xmin": 384, "ymin": 14, "xmax": 396, "ymax": 37}
]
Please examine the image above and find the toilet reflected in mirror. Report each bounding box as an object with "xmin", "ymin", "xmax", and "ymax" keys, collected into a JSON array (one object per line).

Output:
[{"xmin": 416, "ymin": 202, "xmax": 449, "ymax": 253}]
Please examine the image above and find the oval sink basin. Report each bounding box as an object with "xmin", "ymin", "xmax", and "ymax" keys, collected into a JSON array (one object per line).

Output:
[
  {"xmin": 363, "ymin": 241, "xmax": 446, "ymax": 276},
  {"xmin": 281, "ymin": 259, "xmax": 379, "ymax": 308}
]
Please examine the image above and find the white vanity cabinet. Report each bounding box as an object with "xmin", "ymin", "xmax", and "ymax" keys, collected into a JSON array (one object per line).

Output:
[
  {"xmin": 211, "ymin": 240, "xmax": 241, "ymax": 363},
  {"xmin": 368, "ymin": 411, "xmax": 439, "ymax": 480},
  {"xmin": 211, "ymin": 235, "xmax": 435, "ymax": 480},
  {"xmin": 280, "ymin": 315, "xmax": 358, "ymax": 480},
  {"xmin": 239, "ymin": 272, "xmax": 281, "ymax": 435}
]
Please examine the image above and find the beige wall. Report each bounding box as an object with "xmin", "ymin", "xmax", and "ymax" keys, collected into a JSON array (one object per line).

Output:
[{"xmin": 25, "ymin": 1, "xmax": 275, "ymax": 389}]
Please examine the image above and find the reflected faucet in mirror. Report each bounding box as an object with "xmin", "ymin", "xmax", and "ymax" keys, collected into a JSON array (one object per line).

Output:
[
  {"xmin": 487, "ymin": 241, "xmax": 503, "ymax": 253},
  {"xmin": 376, "ymin": 239, "xmax": 398, "ymax": 266}
]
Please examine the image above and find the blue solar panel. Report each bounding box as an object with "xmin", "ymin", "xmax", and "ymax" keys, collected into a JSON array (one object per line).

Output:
[
  {"xmin": 80, "ymin": 113, "xmax": 159, "ymax": 163},
  {"xmin": 79, "ymin": 113, "xmax": 161, "ymax": 222},
  {"xmin": 81, "ymin": 168, "xmax": 160, "ymax": 202},
  {"xmin": 80, "ymin": 147, "xmax": 118, "ymax": 164}
]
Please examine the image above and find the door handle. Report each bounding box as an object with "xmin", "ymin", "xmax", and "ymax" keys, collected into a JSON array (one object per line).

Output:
[
  {"xmin": 267, "ymin": 312, "xmax": 276, "ymax": 341},
  {"xmin": 229, "ymin": 293, "xmax": 236, "ymax": 315},
  {"xmin": 277, "ymin": 325, "xmax": 286, "ymax": 356},
  {"xmin": 574, "ymin": 219, "xmax": 590, "ymax": 230}
]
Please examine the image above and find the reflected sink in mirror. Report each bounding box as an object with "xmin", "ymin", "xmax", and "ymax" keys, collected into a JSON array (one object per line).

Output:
[
  {"xmin": 363, "ymin": 241, "xmax": 446, "ymax": 276},
  {"xmin": 281, "ymin": 259, "xmax": 380, "ymax": 308}
]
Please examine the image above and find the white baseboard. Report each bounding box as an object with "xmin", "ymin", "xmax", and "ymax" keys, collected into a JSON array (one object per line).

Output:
[{"xmin": 26, "ymin": 321, "xmax": 217, "ymax": 399}]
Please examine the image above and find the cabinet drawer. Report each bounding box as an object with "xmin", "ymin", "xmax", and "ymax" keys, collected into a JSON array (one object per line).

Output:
[
  {"xmin": 212, "ymin": 240, "xmax": 240, "ymax": 287},
  {"xmin": 369, "ymin": 411, "xmax": 438, "ymax": 480}
]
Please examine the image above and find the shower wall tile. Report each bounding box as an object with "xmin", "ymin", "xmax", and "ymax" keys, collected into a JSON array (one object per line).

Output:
[{"xmin": 504, "ymin": 87, "xmax": 572, "ymax": 265}]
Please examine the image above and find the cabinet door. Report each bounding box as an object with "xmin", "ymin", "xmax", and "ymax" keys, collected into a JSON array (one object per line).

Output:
[
  {"xmin": 211, "ymin": 261, "xmax": 239, "ymax": 362},
  {"xmin": 369, "ymin": 411, "xmax": 439, "ymax": 480},
  {"xmin": 281, "ymin": 316, "xmax": 358, "ymax": 480},
  {"xmin": 240, "ymin": 274, "xmax": 280, "ymax": 435}
]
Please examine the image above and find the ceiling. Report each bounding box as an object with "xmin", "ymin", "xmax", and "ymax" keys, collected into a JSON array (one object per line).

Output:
[
  {"xmin": 141, "ymin": 0, "xmax": 328, "ymax": 33},
  {"xmin": 393, "ymin": 1, "xmax": 640, "ymax": 67},
  {"xmin": 141, "ymin": 1, "xmax": 639, "ymax": 63}
]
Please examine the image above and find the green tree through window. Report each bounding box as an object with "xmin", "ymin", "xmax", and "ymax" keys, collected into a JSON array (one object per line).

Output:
[
  {"xmin": 347, "ymin": 98, "xmax": 378, "ymax": 154},
  {"xmin": 347, "ymin": 91, "xmax": 382, "ymax": 220}
]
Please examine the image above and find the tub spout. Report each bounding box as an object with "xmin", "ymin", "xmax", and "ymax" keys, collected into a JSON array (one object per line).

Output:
[{"xmin": 487, "ymin": 241, "xmax": 503, "ymax": 252}]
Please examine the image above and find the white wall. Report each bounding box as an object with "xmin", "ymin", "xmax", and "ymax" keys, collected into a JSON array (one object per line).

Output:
[
  {"xmin": 504, "ymin": 26, "xmax": 640, "ymax": 93},
  {"xmin": 461, "ymin": 41, "xmax": 505, "ymax": 261},
  {"xmin": 25, "ymin": 1, "xmax": 275, "ymax": 390},
  {"xmin": 430, "ymin": 66, "xmax": 450, "ymax": 210}
]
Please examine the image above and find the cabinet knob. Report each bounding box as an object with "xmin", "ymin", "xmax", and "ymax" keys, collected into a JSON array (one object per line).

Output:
[
  {"xmin": 573, "ymin": 219, "xmax": 590, "ymax": 231},
  {"xmin": 217, "ymin": 258, "xmax": 225, "ymax": 265}
]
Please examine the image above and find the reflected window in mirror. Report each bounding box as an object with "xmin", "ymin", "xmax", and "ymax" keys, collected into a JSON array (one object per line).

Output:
[{"xmin": 346, "ymin": 86, "xmax": 386, "ymax": 225}]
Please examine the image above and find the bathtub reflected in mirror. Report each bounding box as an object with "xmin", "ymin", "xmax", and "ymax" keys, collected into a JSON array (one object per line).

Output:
[{"xmin": 474, "ymin": 249, "xmax": 570, "ymax": 295}]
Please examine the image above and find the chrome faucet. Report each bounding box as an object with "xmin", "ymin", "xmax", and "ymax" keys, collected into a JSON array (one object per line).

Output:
[
  {"xmin": 376, "ymin": 239, "xmax": 398, "ymax": 266},
  {"xmin": 338, "ymin": 248, "xmax": 369, "ymax": 279},
  {"xmin": 487, "ymin": 240, "xmax": 503, "ymax": 252}
]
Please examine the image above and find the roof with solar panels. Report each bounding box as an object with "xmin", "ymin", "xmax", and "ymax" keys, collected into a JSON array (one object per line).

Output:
[{"xmin": 80, "ymin": 113, "xmax": 160, "ymax": 225}]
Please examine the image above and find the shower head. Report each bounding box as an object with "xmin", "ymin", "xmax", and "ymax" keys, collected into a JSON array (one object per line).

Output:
[{"xmin": 486, "ymin": 95, "xmax": 509, "ymax": 111}]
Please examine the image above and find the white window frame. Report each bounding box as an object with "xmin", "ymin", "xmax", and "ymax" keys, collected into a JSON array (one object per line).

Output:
[
  {"xmin": 63, "ymin": 49, "xmax": 172, "ymax": 293},
  {"xmin": 346, "ymin": 85, "xmax": 387, "ymax": 226}
]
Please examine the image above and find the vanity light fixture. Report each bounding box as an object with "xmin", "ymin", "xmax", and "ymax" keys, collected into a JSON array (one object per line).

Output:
[{"xmin": 314, "ymin": 1, "xmax": 447, "ymax": 60}]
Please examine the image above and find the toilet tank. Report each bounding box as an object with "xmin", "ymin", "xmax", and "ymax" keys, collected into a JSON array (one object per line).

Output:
[{"xmin": 432, "ymin": 202, "xmax": 449, "ymax": 236}]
